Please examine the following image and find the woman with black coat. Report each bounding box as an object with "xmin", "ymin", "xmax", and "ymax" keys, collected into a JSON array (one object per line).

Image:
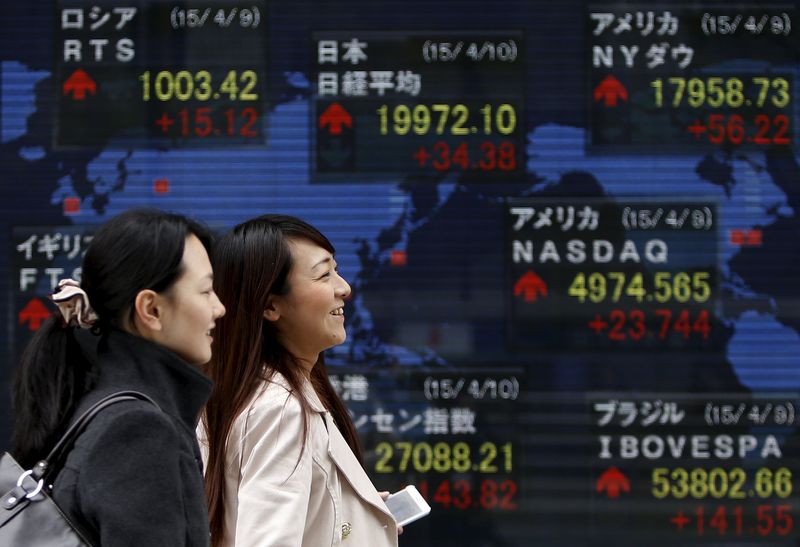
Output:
[{"xmin": 11, "ymin": 208, "xmax": 226, "ymax": 546}]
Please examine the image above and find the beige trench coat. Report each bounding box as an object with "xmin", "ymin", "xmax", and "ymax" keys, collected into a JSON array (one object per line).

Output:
[{"xmin": 199, "ymin": 373, "xmax": 398, "ymax": 547}]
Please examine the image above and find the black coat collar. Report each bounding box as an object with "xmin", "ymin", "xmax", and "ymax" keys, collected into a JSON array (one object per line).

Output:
[{"xmin": 75, "ymin": 329, "xmax": 212, "ymax": 430}]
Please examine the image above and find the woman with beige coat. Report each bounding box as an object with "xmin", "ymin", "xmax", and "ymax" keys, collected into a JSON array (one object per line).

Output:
[{"xmin": 199, "ymin": 215, "xmax": 399, "ymax": 547}]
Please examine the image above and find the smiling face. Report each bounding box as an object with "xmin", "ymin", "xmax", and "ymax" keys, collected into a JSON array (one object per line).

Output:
[
  {"xmin": 267, "ymin": 237, "xmax": 351, "ymax": 368},
  {"xmin": 151, "ymin": 234, "xmax": 226, "ymax": 365}
]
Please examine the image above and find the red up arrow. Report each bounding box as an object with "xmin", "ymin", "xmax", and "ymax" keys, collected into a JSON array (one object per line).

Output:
[
  {"xmin": 593, "ymin": 75, "xmax": 628, "ymax": 107},
  {"xmin": 513, "ymin": 270, "xmax": 548, "ymax": 303},
  {"xmin": 319, "ymin": 102, "xmax": 352, "ymax": 135},
  {"xmin": 19, "ymin": 298, "xmax": 51, "ymax": 331},
  {"xmin": 596, "ymin": 466, "xmax": 630, "ymax": 499},
  {"xmin": 63, "ymin": 69, "xmax": 97, "ymax": 100}
]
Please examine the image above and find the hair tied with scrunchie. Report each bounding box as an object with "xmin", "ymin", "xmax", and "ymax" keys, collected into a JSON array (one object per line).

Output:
[{"xmin": 50, "ymin": 278, "xmax": 98, "ymax": 329}]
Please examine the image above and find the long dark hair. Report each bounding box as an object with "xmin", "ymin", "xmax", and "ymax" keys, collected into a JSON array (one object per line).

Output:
[
  {"xmin": 12, "ymin": 208, "xmax": 212, "ymax": 468},
  {"xmin": 202, "ymin": 214, "xmax": 362, "ymax": 547}
]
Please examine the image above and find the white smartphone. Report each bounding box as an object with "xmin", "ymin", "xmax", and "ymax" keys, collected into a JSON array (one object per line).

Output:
[{"xmin": 384, "ymin": 485, "xmax": 431, "ymax": 526}]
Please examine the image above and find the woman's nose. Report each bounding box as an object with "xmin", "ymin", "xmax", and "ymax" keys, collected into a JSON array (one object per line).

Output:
[
  {"xmin": 336, "ymin": 274, "xmax": 351, "ymax": 299},
  {"xmin": 213, "ymin": 292, "xmax": 226, "ymax": 317}
]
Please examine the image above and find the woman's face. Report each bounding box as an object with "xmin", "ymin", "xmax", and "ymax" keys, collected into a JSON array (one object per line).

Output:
[
  {"xmin": 270, "ymin": 238, "xmax": 351, "ymax": 364},
  {"xmin": 154, "ymin": 234, "xmax": 226, "ymax": 365}
]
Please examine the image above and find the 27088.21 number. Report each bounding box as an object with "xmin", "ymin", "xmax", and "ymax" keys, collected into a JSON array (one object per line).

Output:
[{"xmin": 374, "ymin": 441, "xmax": 513, "ymax": 473}]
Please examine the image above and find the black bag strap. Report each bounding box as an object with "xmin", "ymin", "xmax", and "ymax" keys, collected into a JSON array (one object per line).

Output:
[{"xmin": 34, "ymin": 391, "xmax": 159, "ymax": 483}]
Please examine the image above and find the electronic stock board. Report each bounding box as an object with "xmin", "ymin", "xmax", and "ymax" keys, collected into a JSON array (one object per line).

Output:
[{"xmin": 2, "ymin": 1, "xmax": 800, "ymax": 544}]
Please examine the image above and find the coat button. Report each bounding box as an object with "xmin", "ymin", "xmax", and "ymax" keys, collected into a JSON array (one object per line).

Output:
[{"xmin": 342, "ymin": 522, "xmax": 352, "ymax": 539}]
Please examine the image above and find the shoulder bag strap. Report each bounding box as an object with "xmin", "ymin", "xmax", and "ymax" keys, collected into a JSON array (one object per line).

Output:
[{"xmin": 35, "ymin": 391, "xmax": 160, "ymax": 483}]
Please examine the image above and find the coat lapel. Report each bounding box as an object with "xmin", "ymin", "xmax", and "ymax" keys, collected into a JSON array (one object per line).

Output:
[{"xmin": 323, "ymin": 413, "xmax": 394, "ymax": 519}]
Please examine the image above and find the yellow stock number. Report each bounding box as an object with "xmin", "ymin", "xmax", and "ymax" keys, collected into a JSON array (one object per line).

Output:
[
  {"xmin": 139, "ymin": 70, "xmax": 258, "ymax": 102},
  {"xmin": 651, "ymin": 77, "xmax": 790, "ymax": 109},
  {"xmin": 374, "ymin": 441, "xmax": 512, "ymax": 473},
  {"xmin": 652, "ymin": 467, "xmax": 792, "ymax": 499},
  {"xmin": 376, "ymin": 103, "xmax": 516, "ymax": 136},
  {"xmin": 567, "ymin": 271, "xmax": 711, "ymax": 304}
]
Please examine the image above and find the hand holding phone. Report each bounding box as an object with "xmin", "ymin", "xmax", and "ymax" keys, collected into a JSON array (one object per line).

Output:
[{"xmin": 384, "ymin": 485, "xmax": 431, "ymax": 526}]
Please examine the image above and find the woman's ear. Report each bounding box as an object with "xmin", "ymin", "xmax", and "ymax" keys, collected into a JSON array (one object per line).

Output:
[
  {"xmin": 263, "ymin": 296, "xmax": 281, "ymax": 323},
  {"xmin": 133, "ymin": 289, "xmax": 163, "ymax": 332}
]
